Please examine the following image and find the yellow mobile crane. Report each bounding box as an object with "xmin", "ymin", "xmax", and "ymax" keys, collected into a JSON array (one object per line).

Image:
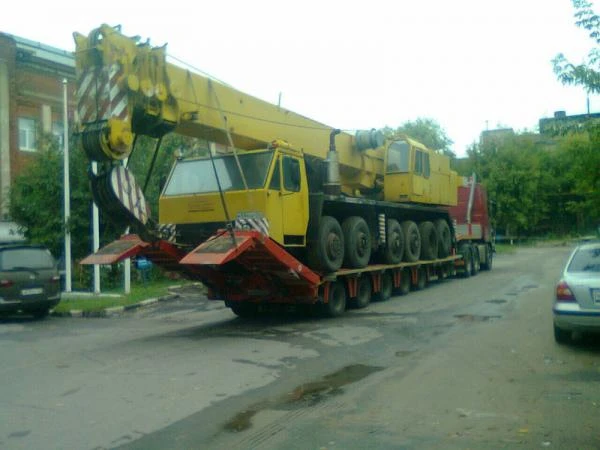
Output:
[{"xmin": 75, "ymin": 25, "xmax": 467, "ymax": 316}]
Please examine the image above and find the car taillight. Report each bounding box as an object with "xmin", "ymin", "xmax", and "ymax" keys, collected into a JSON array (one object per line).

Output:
[
  {"xmin": 0, "ymin": 279, "xmax": 14, "ymax": 288},
  {"xmin": 556, "ymin": 281, "xmax": 576, "ymax": 302}
]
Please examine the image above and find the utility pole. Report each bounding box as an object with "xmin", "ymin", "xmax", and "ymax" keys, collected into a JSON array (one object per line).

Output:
[{"xmin": 62, "ymin": 79, "xmax": 72, "ymax": 292}]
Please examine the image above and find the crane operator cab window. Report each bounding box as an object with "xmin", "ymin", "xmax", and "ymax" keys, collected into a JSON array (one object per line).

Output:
[
  {"xmin": 414, "ymin": 149, "xmax": 431, "ymax": 178},
  {"xmin": 386, "ymin": 141, "xmax": 410, "ymax": 173}
]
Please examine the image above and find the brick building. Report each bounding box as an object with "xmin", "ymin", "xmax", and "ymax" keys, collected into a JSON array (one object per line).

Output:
[{"xmin": 0, "ymin": 32, "xmax": 75, "ymax": 219}]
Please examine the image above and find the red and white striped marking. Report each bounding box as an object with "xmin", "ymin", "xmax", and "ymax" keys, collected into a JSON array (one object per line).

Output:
[
  {"xmin": 109, "ymin": 166, "xmax": 149, "ymax": 225},
  {"xmin": 77, "ymin": 64, "xmax": 129, "ymax": 125}
]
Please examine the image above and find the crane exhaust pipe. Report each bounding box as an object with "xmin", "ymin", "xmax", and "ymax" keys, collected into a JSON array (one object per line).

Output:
[{"xmin": 324, "ymin": 129, "xmax": 341, "ymax": 195}]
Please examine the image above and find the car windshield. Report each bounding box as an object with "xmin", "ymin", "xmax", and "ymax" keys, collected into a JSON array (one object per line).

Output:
[
  {"xmin": 0, "ymin": 247, "xmax": 55, "ymax": 270},
  {"xmin": 567, "ymin": 246, "xmax": 600, "ymax": 273},
  {"xmin": 163, "ymin": 151, "xmax": 274, "ymax": 196}
]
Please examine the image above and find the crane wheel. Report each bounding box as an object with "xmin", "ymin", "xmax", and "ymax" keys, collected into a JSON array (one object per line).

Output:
[
  {"xmin": 401, "ymin": 221, "xmax": 421, "ymax": 262},
  {"xmin": 419, "ymin": 221, "xmax": 438, "ymax": 260},
  {"xmin": 322, "ymin": 281, "xmax": 347, "ymax": 317},
  {"xmin": 382, "ymin": 219, "xmax": 404, "ymax": 264},
  {"xmin": 435, "ymin": 219, "xmax": 451, "ymax": 258},
  {"xmin": 342, "ymin": 216, "xmax": 372, "ymax": 268},
  {"xmin": 308, "ymin": 216, "xmax": 344, "ymax": 272},
  {"xmin": 350, "ymin": 276, "xmax": 372, "ymax": 309}
]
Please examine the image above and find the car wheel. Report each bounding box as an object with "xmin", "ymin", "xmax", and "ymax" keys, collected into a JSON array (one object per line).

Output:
[
  {"xmin": 553, "ymin": 324, "xmax": 571, "ymax": 344},
  {"xmin": 31, "ymin": 308, "xmax": 50, "ymax": 320}
]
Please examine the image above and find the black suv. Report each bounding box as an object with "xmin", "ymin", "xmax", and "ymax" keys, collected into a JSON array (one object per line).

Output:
[{"xmin": 0, "ymin": 244, "xmax": 61, "ymax": 319}]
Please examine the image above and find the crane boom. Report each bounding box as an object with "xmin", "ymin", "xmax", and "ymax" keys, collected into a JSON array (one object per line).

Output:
[{"xmin": 73, "ymin": 24, "xmax": 384, "ymax": 190}]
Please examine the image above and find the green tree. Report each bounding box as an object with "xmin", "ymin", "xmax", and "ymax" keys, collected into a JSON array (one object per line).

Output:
[
  {"xmin": 9, "ymin": 131, "xmax": 208, "ymax": 263},
  {"xmin": 553, "ymin": 0, "xmax": 600, "ymax": 93},
  {"xmin": 9, "ymin": 133, "xmax": 102, "ymax": 260}
]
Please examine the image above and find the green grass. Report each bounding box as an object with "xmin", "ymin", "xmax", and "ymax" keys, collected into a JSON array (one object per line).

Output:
[
  {"xmin": 494, "ymin": 243, "xmax": 518, "ymax": 254},
  {"xmin": 54, "ymin": 279, "xmax": 190, "ymax": 313}
]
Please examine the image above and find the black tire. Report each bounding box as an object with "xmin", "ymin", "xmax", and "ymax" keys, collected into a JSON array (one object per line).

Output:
[
  {"xmin": 402, "ymin": 221, "xmax": 421, "ymax": 262},
  {"xmin": 393, "ymin": 268, "xmax": 411, "ymax": 296},
  {"xmin": 481, "ymin": 244, "xmax": 493, "ymax": 270},
  {"xmin": 375, "ymin": 272, "xmax": 393, "ymax": 301},
  {"xmin": 322, "ymin": 281, "xmax": 347, "ymax": 318},
  {"xmin": 471, "ymin": 245, "xmax": 480, "ymax": 275},
  {"xmin": 413, "ymin": 267, "xmax": 427, "ymax": 290},
  {"xmin": 351, "ymin": 277, "xmax": 372, "ymax": 309},
  {"xmin": 308, "ymin": 216, "xmax": 344, "ymax": 272},
  {"xmin": 419, "ymin": 221, "xmax": 438, "ymax": 261},
  {"xmin": 554, "ymin": 324, "xmax": 571, "ymax": 344},
  {"xmin": 435, "ymin": 219, "xmax": 451, "ymax": 258},
  {"xmin": 437, "ymin": 264, "xmax": 449, "ymax": 281},
  {"xmin": 230, "ymin": 303, "xmax": 258, "ymax": 318},
  {"xmin": 31, "ymin": 308, "xmax": 49, "ymax": 320},
  {"xmin": 382, "ymin": 219, "xmax": 404, "ymax": 264},
  {"xmin": 342, "ymin": 216, "xmax": 372, "ymax": 268},
  {"xmin": 459, "ymin": 244, "xmax": 472, "ymax": 278}
]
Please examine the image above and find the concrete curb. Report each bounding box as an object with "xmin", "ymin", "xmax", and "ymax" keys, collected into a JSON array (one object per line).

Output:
[{"xmin": 52, "ymin": 283, "xmax": 205, "ymax": 318}]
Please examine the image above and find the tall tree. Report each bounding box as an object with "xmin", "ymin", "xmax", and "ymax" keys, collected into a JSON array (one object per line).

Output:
[{"xmin": 553, "ymin": 0, "xmax": 600, "ymax": 93}]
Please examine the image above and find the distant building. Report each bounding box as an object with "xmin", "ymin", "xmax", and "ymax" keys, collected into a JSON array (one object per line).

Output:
[
  {"xmin": 479, "ymin": 128, "xmax": 515, "ymax": 146},
  {"xmin": 0, "ymin": 32, "xmax": 75, "ymax": 219},
  {"xmin": 539, "ymin": 110, "xmax": 600, "ymax": 135}
]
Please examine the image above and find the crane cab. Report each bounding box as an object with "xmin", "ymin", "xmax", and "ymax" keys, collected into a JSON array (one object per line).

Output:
[
  {"xmin": 158, "ymin": 144, "xmax": 309, "ymax": 248},
  {"xmin": 383, "ymin": 138, "xmax": 458, "ymax": 206}
]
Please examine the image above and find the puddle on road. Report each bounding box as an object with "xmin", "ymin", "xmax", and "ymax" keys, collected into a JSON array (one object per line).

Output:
[
  {"xmin": 222, "ymin": 364, "xmax": 384, "ymax": 433},
  {"xmin": 485, "ymin": 299, "xmax": 507, "ymax": 304},
  {"xmin": 454, "ymin": 314, "xmax": 502, "ymax": 322},
  {"xmin": 395, "ymin": 350, "xmax": 417, "ymax": 357},
  {"xmin": 559, "ymin": 369, "xmax": 600, "ymax": 382}
]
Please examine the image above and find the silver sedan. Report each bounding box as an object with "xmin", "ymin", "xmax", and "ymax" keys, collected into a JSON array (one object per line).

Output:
[{"xmin": 553, "ymin": 241, "xmax": 600, "ymax": 344}]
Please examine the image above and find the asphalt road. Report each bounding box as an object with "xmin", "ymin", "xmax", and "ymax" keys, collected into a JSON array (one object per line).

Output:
[{"xmin": 1, "ymin": 244, "xmax": 599, "ymax": 450}]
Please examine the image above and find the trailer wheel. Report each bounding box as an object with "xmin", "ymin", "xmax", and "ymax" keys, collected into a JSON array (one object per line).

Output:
[
  {"xmin": 471, "ymin": 244, "xmax": 480, "ymax": 275},
  {"xmin": 435, "ymin": 219, "xmax": 451, "ymax": 258},
  {"xmin": 459, "ymin": 244, "xmax": 472, "ymax": 278},
  {"xmin": 351, "ymin": 276, "xmax": 372, "ymax": 309},
  {"xmin": 342, "ymin": 216, "xmax": 372, "ymax": 268},
  {"xmin": 437, "ymin": 264, "xmax": 449, "ymax": 281},
  {"xmin": 382, "ymin": 219, "xmax": 404, "ymax": 264},
  {"xmin": 309, "ymin": 216, "xmax": 344, "ymax": 272},
  {"xmin": 375, "ymin": 271, "xmax": 393, "ymax": 301},
  {"xmin": 401, "ymin": 221, "xmax": 421, "ymax": 262},
  {"xmin": 419, "ymin": 221, "xmax": 438, "ymax": 260},
  {"xmin": 230, "ymin": 303, "xmax": 258, "ymax": 318},
  {"xmin": 481, "ymin": 244, "xmax": 493, "ymax": 270},
  {"xmin": 393, "ymin": 268, "xmax": 411, "ymax": 295},
  {"xmin": 322, "ymin": 281, "xmax": 347, "ymax": 317},
  {"xmin": 413, "ymin": 267, "xmax": 427, "ymax": 290}
]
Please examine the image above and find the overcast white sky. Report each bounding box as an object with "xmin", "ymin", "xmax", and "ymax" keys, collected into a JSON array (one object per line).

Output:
[{"xmin": 1, "ymin": 0, "xmax": 597, "ymax": 156}]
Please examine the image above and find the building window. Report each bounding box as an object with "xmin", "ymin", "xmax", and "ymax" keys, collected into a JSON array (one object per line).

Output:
[{"xmin": 18, "ymin": 117, "xmax": 37, "ymax": 151}]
